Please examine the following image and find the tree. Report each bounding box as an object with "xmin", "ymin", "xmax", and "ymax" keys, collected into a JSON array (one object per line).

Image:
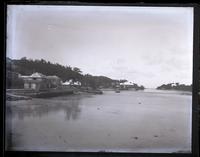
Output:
[
  {"xmin": 8, "ymin": 57, "xmax": 146, "ymax": 90},
  {"xmin": 119, "ymin": 79, "xmax": 128, "ymax": 83},
  {"xmin": 156, "ymin": 83, "xmax": 192, "ymax": 91},
  {"xmin": 175, "ymin": 82, "xmax": 179, "ymax": 86},
  {"xmin": 20, "ymin": 57, "xmax": 27, "ymax": 60},
  {"xmin": 73, "ymin": 67, "xmax": 82, "ymax": 74}
]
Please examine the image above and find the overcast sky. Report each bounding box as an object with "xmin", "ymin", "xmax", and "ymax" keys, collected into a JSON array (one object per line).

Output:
[{"xmin": 7, "ymin": 5, "xmax": 193, "ymax": 88}]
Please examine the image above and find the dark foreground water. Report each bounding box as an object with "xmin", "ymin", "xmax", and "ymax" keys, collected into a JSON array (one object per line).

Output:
[{"xmin": 6, "ymin": 89, "xmax": 192, "ymax": 153}]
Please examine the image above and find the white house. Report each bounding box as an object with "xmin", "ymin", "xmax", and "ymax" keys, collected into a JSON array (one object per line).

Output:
[
  {"xmin": 73, "ymin": 81, "xmax": 81, "ymax": 86},
  {"xmin": 62, "ymin": 80, "xmax": 81, "ymax": 87},
  {"xmin": 19, "ymin": 72, "xmax": 62, "ymax": 91},
  {"xmin": 120, "ymin": 81, "xmax": 134, "ymax": 89},
  {"xmin": 62, "ymin": 80, "xmax": 71, "ymax": 86}
]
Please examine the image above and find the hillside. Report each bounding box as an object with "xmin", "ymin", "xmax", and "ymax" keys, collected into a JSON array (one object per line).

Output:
[
  {"xmin": 6, "ymin": 57, "xmax": 144, "ymax": 90},
  {"xmin": 156, "ymin": 83, "xmax": 192, "ymax": 92}
]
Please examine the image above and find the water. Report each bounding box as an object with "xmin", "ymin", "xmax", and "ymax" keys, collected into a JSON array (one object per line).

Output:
[{"xmin": 6, "ymin": 89, "xmax": 192, "ymax": 153}]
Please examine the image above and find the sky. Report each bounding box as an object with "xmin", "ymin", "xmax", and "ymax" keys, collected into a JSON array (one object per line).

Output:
[{"xmin": 7, "ymin": 5, "xmax": 193, "ymax": 88}]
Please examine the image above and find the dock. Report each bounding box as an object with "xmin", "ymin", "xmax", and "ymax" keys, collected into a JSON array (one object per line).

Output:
[{"xmin": 6, "ymin": 93, "xmax": 32, "ymax": 101}]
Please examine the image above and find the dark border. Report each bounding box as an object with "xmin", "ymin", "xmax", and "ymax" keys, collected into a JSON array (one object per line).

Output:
[
  {"xmin": 192, "ymin": 4, "xmax": 200, "ymax": 157},
  {"xmin": 2, "ymin": 1, "xmax": 200, "ymax": 157},
  {"xmin": 2, "ymin": 1, "xmax": 7, "ymax": 157}
]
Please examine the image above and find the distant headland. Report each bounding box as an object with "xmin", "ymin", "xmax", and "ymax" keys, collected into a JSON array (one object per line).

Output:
[{"xmin": 156, "ymin": 83, "xmax": 192, "ymax": 92}]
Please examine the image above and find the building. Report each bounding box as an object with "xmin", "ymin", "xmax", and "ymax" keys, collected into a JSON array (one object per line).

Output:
[
  {"xmin": 119, "ymin": 81, "xmax": 134, "ymax": 90},
  {"xmin": 19, "ymin": 72, "xmax": 62, "ymax": 91},
  {"xmin": 62, "ymin": 80, "xmax": 72, "ymax": 88},
  {"xmin": 62, "ymin": 79, "xmax": 81, "ymax": 88},
  {"xmin": 46, "ymin": 75, "xmax": 62, "ymax": 88},
  {"xmin": 73, "ymin": 81, "xmax": 81, "ymax": 86}
]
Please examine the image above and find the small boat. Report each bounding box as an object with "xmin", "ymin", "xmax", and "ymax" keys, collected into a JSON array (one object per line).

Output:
[
  {"xmin": 115, "ymin": 89, "xmax": 120, "ymax": 93},
  {"xmin": 87, "ymin": 89, "xmax": 103, "ymax": 94},
  {"xmin": 94, "ymin": 90, "xmax": 103, "ymax": 94}
]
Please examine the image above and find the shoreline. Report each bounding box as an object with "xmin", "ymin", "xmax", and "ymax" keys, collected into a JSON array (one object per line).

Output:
[{"xmin": 6, "ymin": 88, "xmax": 192, "ymax": 101}]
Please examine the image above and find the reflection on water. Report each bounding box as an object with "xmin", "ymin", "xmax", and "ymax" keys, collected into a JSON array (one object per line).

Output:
[
  {"xmin": 6, "ymin": 89, "xmax": 192, "ymax": 153},
  {"xmin": 7, "ymin": 94, "xmax": 89, "ymax": 121},
  {"xmin": 143, "ymin": 89, "xmax": 192, "ymax": 95}
]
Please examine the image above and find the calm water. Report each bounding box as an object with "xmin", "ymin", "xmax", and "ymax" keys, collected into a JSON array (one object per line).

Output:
[{"xmin": 6, "ymin": 89, "xmax": 192, "ymax": 153}]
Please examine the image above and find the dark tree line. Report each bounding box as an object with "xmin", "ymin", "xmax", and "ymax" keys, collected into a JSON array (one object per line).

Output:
[
  {"xmin": 156, "ymin": 83, "xmax": 192, "ymax": 91},
  {"xmin": 8, "ymin": 57, "xmax": 83, "ymax": 82},
  {"xmin": 6, "ymin": 57, "xmax": 145, "ymax": 89},
  {"xmin": 82, "ymin": 74, "xmax": 118, "ymax": 89},
  {"xmin": 133, "ymin": 84, "xmax": 145, "ymax": 90}
]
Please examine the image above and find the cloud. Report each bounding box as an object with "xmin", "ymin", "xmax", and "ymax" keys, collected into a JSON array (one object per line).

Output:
[{"xmin": 7, "ymin": 5, "xmax": 193, "ymax": 88}]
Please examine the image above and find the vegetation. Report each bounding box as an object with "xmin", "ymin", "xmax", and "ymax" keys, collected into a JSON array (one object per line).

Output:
[
  {"xmin": 6, "ymin": 71, "xmax": 24, "ymax": 89},
  {"xmin": 135, "ymin": 85, "xmax": 145, "ymax": 90},
  {"xmin": 156, "ymin": 83, "xmax": 192, "ymax": 91},
  {"xmin": 6, "ymin": 57, "xmax": 144, "ymax": 90}
]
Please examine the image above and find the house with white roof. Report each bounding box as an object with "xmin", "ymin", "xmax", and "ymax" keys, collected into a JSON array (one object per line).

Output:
[
  {"xmin": 19, "ymin": 72, "xmax": 62, "ymax": 91},
  {"xmin": 62, "ymin": 80, "xmax": 72, "ymax": 87},
  {"xmin": 120, "ymin": 81, "xmax": 134, "ymax": 89},
  {"xmin": 62, "ymin": 79, "xmax": 81, "ymax": 88},
  {"xmin": 73, "ymin": 81, "xmax": 81, "ymax": 86}
]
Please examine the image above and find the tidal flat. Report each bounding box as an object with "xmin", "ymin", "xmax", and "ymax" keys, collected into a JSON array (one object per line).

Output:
[{"xmin": 6, "ymin": 89, "xmax": 192, "ymax": 153}]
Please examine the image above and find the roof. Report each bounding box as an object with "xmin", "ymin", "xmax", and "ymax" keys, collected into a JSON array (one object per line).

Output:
[
  {"xmin": 62, "ymin": 80, "xmax": 81, "ymax": 85},
  {"xmin": 73, "ymin": 81, "xmax": 81, "ymax": 85},
  {"xmin": 69, "ymin": 79, "xmax": 73, "ymax": 83},
  {"xmin": 62, "ymin": 81, "xmax": 71, "ymax": 85},
  {"xmin": 46, "ymin": 75, "xmax": 60, "ymax": 79},
  {"xmin": 30, "ymin": 72, "xmax": 46, "ymax": 78},
  {"xmin": 19, "ymin": 75, "xmax": 30, "ymax": 78}
]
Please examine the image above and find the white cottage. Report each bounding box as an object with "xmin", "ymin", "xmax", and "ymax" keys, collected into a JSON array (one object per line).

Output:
[{"xmin": 19, "ymin": 72, "xmax": 62, "ymax": 91}]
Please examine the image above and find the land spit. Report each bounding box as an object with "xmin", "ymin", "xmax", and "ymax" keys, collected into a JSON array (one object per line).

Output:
[{"xmin": 6, "ymin": 88, "xmax": 104, "ymax": 100}]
